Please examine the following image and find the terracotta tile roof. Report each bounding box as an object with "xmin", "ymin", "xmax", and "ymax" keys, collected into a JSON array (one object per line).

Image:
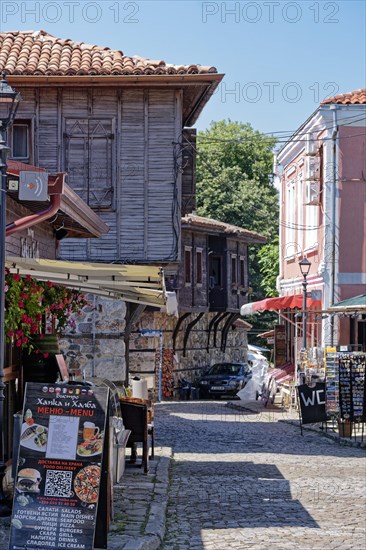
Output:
[
  {"xmin": 233, "ymin": 319, "xmax": 252, "ymax": 330},
  {"xmin": 321, "ymin": 88, "xmax": 366, "ymax": 105},
  {"xmin": 181, "ymin": 213, "xmax": 266, "ymax": 243},
  {"xmin": 0, "ymin": 30, "xmax": 218, "ymax": 76}
]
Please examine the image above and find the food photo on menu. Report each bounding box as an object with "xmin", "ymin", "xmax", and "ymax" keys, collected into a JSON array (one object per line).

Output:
[
  {"xmin": 77, "ymin": 421, "xmax": 104, "ymax": 457},
  {"xmin": 20, "ymin": 408, "xmax": 48, "ymax": 453}
]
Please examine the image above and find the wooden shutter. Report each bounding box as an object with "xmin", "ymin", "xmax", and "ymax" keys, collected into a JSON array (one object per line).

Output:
[
  {"xmin": 89, "ymin": 119, "xmax": 114, "ymax": 209},
  {"xmin": 64, "ymin": 118, "xmax": 114, "ymax": 209}
]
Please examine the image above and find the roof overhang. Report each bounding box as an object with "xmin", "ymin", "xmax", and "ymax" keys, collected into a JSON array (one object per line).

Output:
[
  {"xmin": 7, "ymin": 160, "xmax": 109, "ymax": 238},
  {"xmin": 6, "ymin": 257, "xmax": 178, "ymax": 312},
  {"xmin": 329, "ymin": 294, "xmax": 366, "ymax": 311},
  {"xmin": 7, "ymin": 73, "xmax": 224, "ymax": 127},
  {"xmin": 181, "ymin": 214, "xmax": 266, "ymax": 244},
  {"xmin": 241, "ymin": 295, "xmax": 322, "ymax": 316}
]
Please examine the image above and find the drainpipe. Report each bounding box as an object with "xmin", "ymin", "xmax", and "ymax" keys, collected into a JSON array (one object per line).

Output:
[
  {"xmin": 6, "ymin": 193, "xmax": 61, "ymax": 236},
  {"xmin": 329, "ymin": 106, "xmax": 338, "ymax": 345}
]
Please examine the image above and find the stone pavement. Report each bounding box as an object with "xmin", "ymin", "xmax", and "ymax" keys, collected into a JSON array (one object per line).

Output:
[
  {"xmin": 1, "ymin": 401, "xmax": 366, "ymax": 549},
  {"xmin": 157, "ymin": 401, "xmax": 366, "ymax": 550}
]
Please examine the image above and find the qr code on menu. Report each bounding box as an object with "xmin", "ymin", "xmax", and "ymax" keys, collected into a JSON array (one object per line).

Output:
[{"xmin": 45, "ymin": 470, "xmax": 73, "ymax": 498}]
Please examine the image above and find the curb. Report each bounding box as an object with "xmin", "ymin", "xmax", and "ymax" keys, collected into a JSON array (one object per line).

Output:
[{"xmin": 108, "ymin": 449, "xmax": 171, "ymax": 549}]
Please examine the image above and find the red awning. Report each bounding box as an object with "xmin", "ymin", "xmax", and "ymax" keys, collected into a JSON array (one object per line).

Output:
[{"xmin": 240, "ymin": 295, "xmax": 321, "ymax": 316}]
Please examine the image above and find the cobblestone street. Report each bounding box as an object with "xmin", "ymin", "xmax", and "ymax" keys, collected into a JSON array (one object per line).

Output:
[{"xmin": 156, "ymin": 401, "xmax": 366, "ymax": 550}]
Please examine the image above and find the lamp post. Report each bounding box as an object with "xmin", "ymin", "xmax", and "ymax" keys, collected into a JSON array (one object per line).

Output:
[
  {"xmin": 299, "ymin": 257, "xmax": 311, "ymax": 350},
  {"xmin": 0, "ymin": 72, "xmax": 21, "ymax": 515}
]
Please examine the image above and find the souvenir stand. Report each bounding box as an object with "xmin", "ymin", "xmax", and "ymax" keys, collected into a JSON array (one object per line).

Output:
[
  {"xmin": 295, "ymin": 347, "xmax": 366, "ymax": 442},
  {"xmin": 337, "ymin": 352, "xmax": 366, "ymax": 438}
]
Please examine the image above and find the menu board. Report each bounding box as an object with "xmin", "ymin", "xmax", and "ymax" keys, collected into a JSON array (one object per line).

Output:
[
  {"xmin": 325, "ymin": 347, "xmax": 339, "ymax": 416},
  {"xmin": 9, "ymin": 382, "xmax": 109, "ymax": 550}
]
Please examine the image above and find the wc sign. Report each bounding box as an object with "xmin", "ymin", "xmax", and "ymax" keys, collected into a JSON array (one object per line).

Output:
[{"xmin": 297, "ymin": 383, "xmax": 327, "ymax": 424}]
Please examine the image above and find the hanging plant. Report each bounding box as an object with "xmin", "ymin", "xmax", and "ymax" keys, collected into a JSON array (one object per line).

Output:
[{"xmin": 4, "ymin": 265, "xmax": 89, "ymax": 353}]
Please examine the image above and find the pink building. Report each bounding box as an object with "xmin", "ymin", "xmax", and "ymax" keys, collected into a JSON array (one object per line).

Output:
[{"xmin": 276, "ymin": 89, "xmax": 366, "ymax": 355}]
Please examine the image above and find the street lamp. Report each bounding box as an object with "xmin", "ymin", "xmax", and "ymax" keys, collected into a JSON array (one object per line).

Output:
[
  {"xmin": 0, "ymin": 72, "xmax": 21, "ymax": 515},
  {"xmin": 299, "ymin": 257, "xmax": 311, "ymax": 350}
]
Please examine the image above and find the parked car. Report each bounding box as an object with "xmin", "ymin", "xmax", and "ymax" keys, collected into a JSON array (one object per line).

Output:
[{"xmin": 198, "ymin": 362, "xmax": 252, "ymax": 399}]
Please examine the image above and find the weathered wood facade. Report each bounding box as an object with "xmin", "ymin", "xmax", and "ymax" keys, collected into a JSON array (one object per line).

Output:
[
  {"xmin": 2, "ymin": 30, "xmax": 267, "ymax": 391},
  {"xmin": 12, "ymin": 86, "xmax": 183, "ymax": 263}
]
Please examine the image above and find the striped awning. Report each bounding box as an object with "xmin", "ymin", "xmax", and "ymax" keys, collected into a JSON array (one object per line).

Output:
[{"xmin": 6, "ymin": 257, "xmax": 177, "ymax": 313}]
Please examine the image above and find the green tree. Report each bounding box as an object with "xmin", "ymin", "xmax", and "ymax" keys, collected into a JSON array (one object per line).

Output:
[
  {"xmin": 257, "ymin": 236, "xmax": 279, "ymax": 297},
  {"xmin": 195, "ymin": 119, "xmax": 279, "ymax": 298}
]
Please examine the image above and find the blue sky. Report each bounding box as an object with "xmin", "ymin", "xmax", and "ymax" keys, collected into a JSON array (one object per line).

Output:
[{"xmin": 2, "ymin": 0, "xmax": 365, "ymax": 135}]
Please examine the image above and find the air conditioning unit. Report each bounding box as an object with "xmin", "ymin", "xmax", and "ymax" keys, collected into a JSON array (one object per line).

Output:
[
  {"xmin": 306, "ymin": 155, "xmax": 320, "ymax": 181},
  {"xmin": 305, "ymin": 133, "xmax": 319, "ymax": 156},
  {"xmin": 305, "ymin": 180, "xmax": 320, "ymax": 205}
]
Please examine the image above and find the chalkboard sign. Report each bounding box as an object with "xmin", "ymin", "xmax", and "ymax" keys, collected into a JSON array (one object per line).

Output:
[
  {"xmin": 297, "ymin": 382, "xmax": 327, "ymax": 424},
  {"xmin": 9, "ymin": 382, "xmax": 109, "ymax": 550}
]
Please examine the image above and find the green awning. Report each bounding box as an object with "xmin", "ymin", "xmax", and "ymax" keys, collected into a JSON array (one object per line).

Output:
[{"xmin": 330, "ymin": 295, "xmax": 366, "ymax": 310}]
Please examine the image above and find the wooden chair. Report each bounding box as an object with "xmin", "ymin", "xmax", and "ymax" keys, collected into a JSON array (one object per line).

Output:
[{"xmin": 119, "ymin": 398, "xmax": 154, "ymax": 474}]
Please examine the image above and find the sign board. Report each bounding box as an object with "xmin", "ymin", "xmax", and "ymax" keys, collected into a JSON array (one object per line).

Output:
[
  {"xmin": 274, "ymin": 324, "xmax": 286, "ymax": 366},
  {"xmin": 311, "ymin": 289, "xmax": 322, "ymax": 301},
  {"xmin": 140, "ymin": 330, "xmax": 162, "ymax": 337},
  {"xmin": 9, "ymin": 382, "xmax": 109, "ymax": 550},
  {"xmin": 297, "ymin": 382, "xmax": 327, "ymax": 424},
  {"xmin": 19, "ymin": 171, "xmax": 49, "ymax": 201}
]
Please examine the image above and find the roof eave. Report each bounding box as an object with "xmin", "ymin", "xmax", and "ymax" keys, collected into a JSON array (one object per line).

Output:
[
  {"xmin": 61, "ymin": 184, "xmax": 110, "ymax": 238},
  {"xmin": 7, "ymin": 73, "xmax": 224, "ymax": 87}
]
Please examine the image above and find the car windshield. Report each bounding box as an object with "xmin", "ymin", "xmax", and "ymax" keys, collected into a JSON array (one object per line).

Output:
[{"xmin": 208, "ymin": 364, "xmax": 243, "ymax": 375}]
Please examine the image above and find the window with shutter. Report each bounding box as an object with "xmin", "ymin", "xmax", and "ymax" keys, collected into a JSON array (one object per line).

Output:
[
  {"xmin": 184, "ymin": 247, "xmax": 192, "ymax": 286},
  {"xmin": 64, "ymin": 118, "xmax": 115, "ymax": 209}
]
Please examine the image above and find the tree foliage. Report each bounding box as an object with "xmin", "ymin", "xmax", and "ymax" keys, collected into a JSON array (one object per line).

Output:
[
  {"xmin": 195, "ymin": 119, "xmax": 279, "ymax": 298},
  {"xmin": 257, "ymin": 236, "xmax": 279, "ymax": 297}
]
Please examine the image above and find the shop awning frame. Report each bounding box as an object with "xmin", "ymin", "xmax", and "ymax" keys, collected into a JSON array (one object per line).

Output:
[
  {"xmin": 6, "ymin": 257, "xmax": 177, "ymax": 313},
  {"xmin": 240, "ymin": 295, "xmax": 322, "ymax": 316},
  {"xmin": 329, "ymin": 294, "xmax": 366, "ymax": 311}
]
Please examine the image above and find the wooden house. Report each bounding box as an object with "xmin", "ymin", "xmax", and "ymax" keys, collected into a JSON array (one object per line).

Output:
[{"xmin": 1, "ymin": 30, "xmax": 265, "ymax": 391}]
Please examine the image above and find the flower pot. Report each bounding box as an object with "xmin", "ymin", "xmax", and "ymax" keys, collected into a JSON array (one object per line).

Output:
[
  {"xmin": 22, "ymin": 334, "xmax": 60, "ymax": 386},
  {"xmin": 338, "ymin": 420, "xmax": 352, "ymax": 438}
]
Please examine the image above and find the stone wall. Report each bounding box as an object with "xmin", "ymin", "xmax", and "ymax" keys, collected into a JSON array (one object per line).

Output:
[
  {"xmin": 59, "ymin": 294, "xmax": 127, "ymax": 382},
  {"xmin": 59, "ymin": 299, "xmax": 248, "ymax": 395},
  {"xmin": 130, "ymin": 311, "xmax": 248, "ymax": 397}
]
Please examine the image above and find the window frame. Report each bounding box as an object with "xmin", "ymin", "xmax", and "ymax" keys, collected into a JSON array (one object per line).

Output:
[
  {"xmin": 184, "ymin": 246, "xmax": 192, "ymax": 286},
  {"xmin": 239, "ymin": 255, "xmax": 246, "ymax": 287},
  {"xmin": 231, "ymin": 254, "xmax": 238, "ymax": 287},
  {"xmin": 10, "ymin": 119, "xmax": 33, "ymax": 163},
  {"xmin": 195, "ymin": 248, "xmax": 203, "ymax": 286}
]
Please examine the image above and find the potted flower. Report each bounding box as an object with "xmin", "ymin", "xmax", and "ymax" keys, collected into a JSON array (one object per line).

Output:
[{"xmin": 5, "ymin": 266, "xmax": 89, "ymax": 383}]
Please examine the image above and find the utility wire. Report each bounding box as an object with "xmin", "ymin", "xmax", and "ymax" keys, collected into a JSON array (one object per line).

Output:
[{"xmin": 195, "ymin": 113, "xmax": 366, "ymax": 143}]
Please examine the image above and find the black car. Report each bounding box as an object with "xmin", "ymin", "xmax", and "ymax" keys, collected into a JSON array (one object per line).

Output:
[{"xmin": 198, "ymin": 362, "xmax": 252, "ymax": 399}]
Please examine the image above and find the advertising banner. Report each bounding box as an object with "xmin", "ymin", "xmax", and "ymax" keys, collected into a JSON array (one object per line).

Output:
[{"xmin": 9, "ymin": 382, "xmax": 109, "ymax": 550}]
